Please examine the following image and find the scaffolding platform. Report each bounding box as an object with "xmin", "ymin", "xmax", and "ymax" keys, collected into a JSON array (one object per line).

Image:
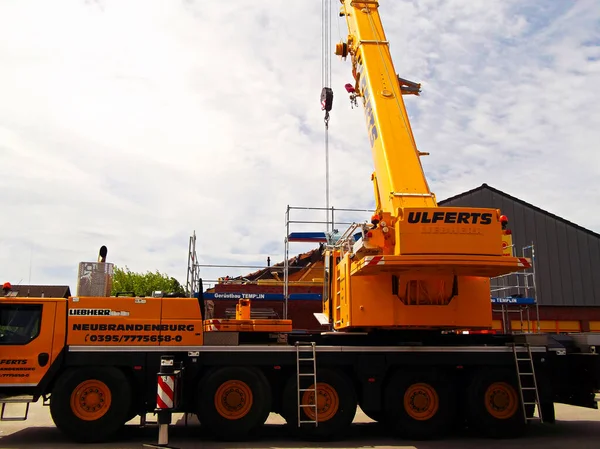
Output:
[
  {"xmin": 491, "ymin": 244, "xmax": 540, "ymax": 334},
  {"xmin": 491, "ymin": 297, "xmax": 536, "ymax": 305},
  {"xmin": 287, "ymin": 232, "xmax": 328, "ymax": 243}
]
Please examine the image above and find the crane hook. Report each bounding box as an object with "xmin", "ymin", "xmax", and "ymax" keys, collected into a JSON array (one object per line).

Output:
[{"xmin": 321, "ymin": 87, "xmax": 333, "ymax": 128}]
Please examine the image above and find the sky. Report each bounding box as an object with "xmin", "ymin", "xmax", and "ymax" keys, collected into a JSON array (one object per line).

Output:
[{"xmin": 0, "ymin": 0, "xmax": 599, "ymax": 293}]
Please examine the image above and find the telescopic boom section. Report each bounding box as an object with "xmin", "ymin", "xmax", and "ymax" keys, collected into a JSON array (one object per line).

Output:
[{"xmin": 336, "ymin": 0, "xmax": 435, "ymax": 214}]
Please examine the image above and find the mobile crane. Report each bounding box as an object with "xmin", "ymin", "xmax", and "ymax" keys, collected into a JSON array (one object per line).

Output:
[{"xmin": 0, "ymin": 0, "xmax": 599, "ymax": 445}]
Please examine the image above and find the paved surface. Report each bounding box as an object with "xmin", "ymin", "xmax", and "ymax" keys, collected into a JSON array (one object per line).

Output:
[{"xmin": 1, "ymin": 401, "xmax": 600, "ymax": 448}]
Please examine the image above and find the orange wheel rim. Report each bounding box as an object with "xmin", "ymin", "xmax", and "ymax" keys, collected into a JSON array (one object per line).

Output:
[
  {"xmin": 301, "ymin": 382, "xmax": 339, "ymax": 422},
  {"xmin": 70, "ymin": 379, "xmax": 112, "ymax": 421},
  {"xmin": 485, "ymin": 382, "xmax": 518, "ymax": 419},
  {"xmin": 403, "ymin": 382, "xmax": 439, "ymax": 421},
  {"xmin": 214, "ymin": 380, "xmax": 253, "ymax": 420}
]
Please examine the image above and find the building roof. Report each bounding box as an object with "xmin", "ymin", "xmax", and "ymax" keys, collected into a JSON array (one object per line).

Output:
[
  {"xmin": 230, "ymin": 247, "xmax": 323, "ymax": 283},
  {"xmin": 5, "ymin": 284, "xmax": 71, "ymax": 298},
  {"xmin": 439, "ymin": 183, "xmax": 600, "ymax": 239}
]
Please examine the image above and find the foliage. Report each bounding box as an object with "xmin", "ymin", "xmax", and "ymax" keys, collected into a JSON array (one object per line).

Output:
[{"xmin": 110, "ymin": 266, "xmax": 186, "ymax": 297}]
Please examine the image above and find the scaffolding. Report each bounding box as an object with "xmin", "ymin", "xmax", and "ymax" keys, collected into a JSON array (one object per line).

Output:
[
  {"xmin": 186, "ymin": 228, "xmax": 329, "ymax": 320},
  {"xmin": 185, "ymin": 231, "xmax": 279, "ymax": 291},
  {"xmin": 490, "ymin": 243, "xmax": 540, "ymax": 334},
  {"xmin": 283, "ymin": 205, "xmax": 375, "ymax": 319},
  {"xmin": 185, "ymin": 231, "xmax": 201, "ymax": 298}
]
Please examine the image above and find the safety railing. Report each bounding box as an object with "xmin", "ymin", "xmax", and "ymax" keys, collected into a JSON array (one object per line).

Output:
[
  {"xmin": 283, "ymin": 205, "xmax": 374, "ymax": 319},
  {"xmin": 490, "ymin": 244, "xmax": 540, "ymax": 333}
]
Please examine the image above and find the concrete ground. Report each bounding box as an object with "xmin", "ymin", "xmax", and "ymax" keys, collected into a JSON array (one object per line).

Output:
[{"xmin": 1, "ymin": 401, "xmax": 599, "ymax": 449}]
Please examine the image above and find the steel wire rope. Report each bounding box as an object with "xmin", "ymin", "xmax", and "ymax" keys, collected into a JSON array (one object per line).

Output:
[{"xmin": 322, "ymin": 0, "xmax": 333, "ymax": 232}]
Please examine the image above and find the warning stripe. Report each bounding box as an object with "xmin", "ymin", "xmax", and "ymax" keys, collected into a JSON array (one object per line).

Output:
[
  {"xmin": 205, "ymin": 319, "xmax": 221, "ymax": 331},
  {"xmin": 517, "ymin": 257, "xmax": 531, "ymax": 268},
  {"xmin": 156, "ymin": 393, "xmax": 170, "ymax": 409},
  {"xmin": 366, "ymin": 256, "xmax": 384, "ymax": 266},
  {"xmin": 157, "ymin": 375, "xmax": 174, "ymax": 409}
]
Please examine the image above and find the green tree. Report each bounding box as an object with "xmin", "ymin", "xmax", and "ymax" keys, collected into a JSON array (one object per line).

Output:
[{"xmin": 110, "ymin": 266, "xmax": 186, "ymax": 297}]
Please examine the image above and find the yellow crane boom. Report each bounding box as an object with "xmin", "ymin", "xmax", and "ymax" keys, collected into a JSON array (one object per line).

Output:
[
  {"xmin": 337, "ymin": 0, "xmax": 435, "ymax": 213},
  {"xmin": 322, "ymin": 0, "xmax": 531, "ymax": 331}
]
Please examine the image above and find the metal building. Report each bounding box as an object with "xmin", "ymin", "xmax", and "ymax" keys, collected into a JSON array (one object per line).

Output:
[{"xmin": 439, "ymin": 183, "xmax": 600, "ymax": 332}]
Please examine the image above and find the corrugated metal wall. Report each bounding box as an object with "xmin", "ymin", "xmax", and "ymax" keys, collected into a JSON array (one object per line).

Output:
[{"xmin": 439, "ymin": 185, "xmax": 600, "ymax": 307}]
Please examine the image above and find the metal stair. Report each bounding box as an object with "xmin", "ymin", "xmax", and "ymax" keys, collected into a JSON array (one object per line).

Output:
[
  {"xmin": 0, "ymin": 395, "xmax": 33, "ymax": 421},
  {"xmin": 512, "ymin": 343, "xmax": 543, "ymax": 423},
  {"xmin": 295, "ymin": 341, "xmax": 318, "ymax": 427}
]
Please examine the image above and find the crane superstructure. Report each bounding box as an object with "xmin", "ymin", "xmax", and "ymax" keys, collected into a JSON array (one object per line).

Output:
[{"xmin": 322, "ymin": 0, "xmax": 531, "ymax": 331}]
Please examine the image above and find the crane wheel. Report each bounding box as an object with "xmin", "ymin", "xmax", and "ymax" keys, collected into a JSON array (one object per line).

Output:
[
  {"xmin": 49, "ymin": 366, "xmax": 132, "ymax": 443},
  {"xmin": 281, "ymin": 367, "xmax": 357, "ymax": 441},
  {"xmin": 465, "ymin": 368, "xmax": 526, "ymax": 438},
  {"xmin": 383, "ymin": 369, "xmax": 455, "ymax": 440},
  {"xmin": 195, "ymin": 366, "xmax": 271, "ymax": 441}
]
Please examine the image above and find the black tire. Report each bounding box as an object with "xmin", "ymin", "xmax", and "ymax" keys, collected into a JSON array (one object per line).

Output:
[
  {"xmin": 382, "ymin": 369, "xmax": 455, "ymax": 440},
  {"xmin": 195, "ymin": 366, "xmax": 271, "ymax": 441},
  {"xmin": 281, "ymin": 367, "xmax": 357, "ymax": 441},
  {"xmin": 466, "ymin": 368, "xmax": 527, "ymax": 438},
  {"xmin": 49, "ymin": 366, "xmax": 132, "ymax": 443}
]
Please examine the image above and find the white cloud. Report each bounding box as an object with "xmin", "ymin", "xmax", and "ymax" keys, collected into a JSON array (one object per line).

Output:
[{"xmin": 0, "ymin": 0, "xmax": 598, "ymax": 291}]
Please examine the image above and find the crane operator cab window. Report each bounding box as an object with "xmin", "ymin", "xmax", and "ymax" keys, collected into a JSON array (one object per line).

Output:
[{"xmin": 0, "ymin": 304, "xmax": 42, "ymax": 345}]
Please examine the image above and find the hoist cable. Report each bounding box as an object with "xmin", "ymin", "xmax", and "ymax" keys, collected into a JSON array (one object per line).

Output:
[{"xmin": 321, "ymin": 0, "xmax": 332, "ymax": 232}]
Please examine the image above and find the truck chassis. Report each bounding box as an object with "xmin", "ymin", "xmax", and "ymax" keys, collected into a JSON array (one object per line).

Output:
[{"xmin": 3, "ymin": 329, "xmax": 599, "ymax": 443}]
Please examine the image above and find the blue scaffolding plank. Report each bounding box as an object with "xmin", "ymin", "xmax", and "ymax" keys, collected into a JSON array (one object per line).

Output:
[
  {"xmin": 287, "ymin": 232, "xmax": 328, "ymax": 243},
  {"xmin": 198, "ymin": 291, "xmax": 533, "ymax": 305},
  {"xmin": 201, "ymin": 292, "xmax": 322, "ymax": 301},
  {"xmin": 491, "ymin": 297, "xmax": 536, "ymax": 305}
]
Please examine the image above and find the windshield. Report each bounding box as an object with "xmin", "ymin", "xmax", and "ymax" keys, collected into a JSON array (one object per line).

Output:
[{"xmin": 0, "ymin": 304, "xmax": 42, "ymax": 345}]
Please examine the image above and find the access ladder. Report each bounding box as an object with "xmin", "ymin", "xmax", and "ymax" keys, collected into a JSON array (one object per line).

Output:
[
  {"xmin": 0, "ymin": 395, "xmax": 33, "ymax": 421},
  {"xmin": 295, "ymin": 341, "xmax": 318, "ymax": 427},
  {"xmin": 512, "ymin": 343, "xmax": 543, "ymax": 423}
]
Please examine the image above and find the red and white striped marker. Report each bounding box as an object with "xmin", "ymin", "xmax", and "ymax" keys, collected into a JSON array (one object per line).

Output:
[
  {"xmin": 366, "ymin": 255, "xmax": 385, "ymax": 266},
  {"xmin": 517, "ymin": 257, "xmax": 531, "ymax": 268},
  {"xmin": 157, "ymin": 374, "xmax": 175, "ymax": 409},
  {"xmin": 205, "ymin": 319, "xmax": 221, "ymax": 331}
]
